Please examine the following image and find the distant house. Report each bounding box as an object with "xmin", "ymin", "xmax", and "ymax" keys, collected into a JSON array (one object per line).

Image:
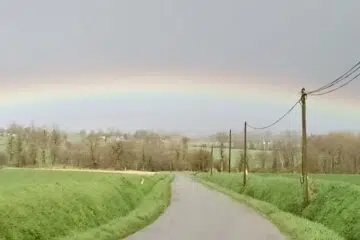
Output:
[
  {"xmin": 6, "ymin": 133, "xmax": 17, "ymax": 138},
  {"xmin": 104, "ymin": 135, "xmax": 126, "ymax": 142}
]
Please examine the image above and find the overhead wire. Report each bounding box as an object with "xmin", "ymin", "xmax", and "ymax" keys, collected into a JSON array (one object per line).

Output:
[
  {"xmin": 247, "ymin": 98, "xmax": 301, "ymax": 130},
  {"xmin": 309, "ymin": 71, "xmax": 360, "ymax": 96},
  {"xmin": 307, "ymin": 60, "xmax": 360, "ymax": 95}
]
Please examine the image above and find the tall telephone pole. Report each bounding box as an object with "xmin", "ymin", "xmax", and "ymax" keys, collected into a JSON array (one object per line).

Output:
[
  {"xmin": 228, "ymin": 129, "xmax": 232, "ymax": 173},
  {"xmin": 301, "ymin": 88, "xmax": 309, "ymax": 205},
  {"xmin": 243, "ymin": 122, "xmax": 248, "ymax": 186},
  {"xmin": 210, "ymin": 144, "xmax": 214, "ymax": 176}
]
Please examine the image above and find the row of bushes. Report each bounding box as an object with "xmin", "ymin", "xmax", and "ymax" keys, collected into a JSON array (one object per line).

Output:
[{"xmin": 197, "ymin": 173, "xmax": 360, "ymax": 240}]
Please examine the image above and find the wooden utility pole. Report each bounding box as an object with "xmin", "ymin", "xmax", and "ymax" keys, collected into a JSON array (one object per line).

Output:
[
  {"xmin": 141, "ymin": 140, "xmax": 146, "ymax": 171},
  {"xmin": 228, "ymin": 129, "xmax": 232, "ymax": 173},
  {"xmin": 210, "ymin": 144, "xmax": 214, "ymax": 175},
  {"xmin": 301, "ymin": 88, "xmax": 309, "ymax": 205},
  {"xmin": 243, "ymin": 122, "xmax": 248, "ymax": 186}
]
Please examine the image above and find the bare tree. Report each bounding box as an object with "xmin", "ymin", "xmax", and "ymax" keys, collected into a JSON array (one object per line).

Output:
[
  {"xmin": 141, "ymin": 140, "xmax": 146, "ymax": 171},
  {"xmin": 6, "ymin": 131, "xmax": 15, "ymax": 165},
  {"xmin": 189, "ymin": 147, "xmax": 212, "ymax": 171},
  {"xmin": 15, "ymin": 131, "xmax": 25, "ymax": 167},
  {"xmin": 169, "ymin": 140, "xmax": 181, "ymax": 171},
  {"xmin": 39, "ymin": 129, "xmax": 48, "ymax": 166},
  {"xmin": 181, "ymin": 137, "xmax": 189, "ymax": 170},
  {"xmin": 111, "ymin": 140, "xmax": 124, "ymax": 169},
  {"xmin": 49, "ymin": 127, "xmax": 62, "ymax": 165},
  {"xmin": 307, "ymin": 132, "xmax": 360, "ymax": 174},
  {"xmin": 271, "ymin": 142, "xmax": 281, "ymax": 172},
  {"xmin": 83, "ymin": 131, "xmax": 100, "ymax": 169},
  {"xmin": 216, "ymin": 132, "xmax": 228, "ymax": 172},
  {"xmin": 255, "ymin": 150, "xmax": 271, "ymax": 170},
  {"xmin": 25, "ymin": 124, "xmax": 39, "ymax": 166},
  {"xmin": 235, "ymin": 150, "xmax": 244, "ymax": 172},
  {"xmin": 79, "ymin": 129, "xmax": 87, "ymax": 138}
]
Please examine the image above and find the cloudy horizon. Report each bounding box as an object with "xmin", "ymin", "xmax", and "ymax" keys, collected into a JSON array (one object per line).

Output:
[{"xmin": 0, "ymin": 0, "xmax": 359, "ymax": 135}]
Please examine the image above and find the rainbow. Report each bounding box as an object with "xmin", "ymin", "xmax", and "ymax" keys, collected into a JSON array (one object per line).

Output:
[{"xmin": 0, "ymin": 72, "xmax": 359, "ymax": 133}]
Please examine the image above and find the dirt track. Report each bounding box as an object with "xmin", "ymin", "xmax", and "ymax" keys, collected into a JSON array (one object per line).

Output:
[{"xmin": 126, "ymin": 174, "xmax": 285, "ymax": 240}]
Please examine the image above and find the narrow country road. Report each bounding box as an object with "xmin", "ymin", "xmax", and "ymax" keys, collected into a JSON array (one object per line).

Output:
[{"xmin": 126, "ymin": 174, "xmax": 285, "ymax": 240}]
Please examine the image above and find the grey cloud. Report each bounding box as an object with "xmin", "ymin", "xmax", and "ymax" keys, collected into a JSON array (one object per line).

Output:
[
  {"xmin": 0, "ymin": 0, "xmax": 359, "ymax": 133},
  {"xmin": 1, "ymin": 0, "xmax": 359, "ymax": 82}
]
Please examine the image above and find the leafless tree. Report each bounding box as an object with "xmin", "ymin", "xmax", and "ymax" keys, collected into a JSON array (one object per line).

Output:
[{"xmin": 83, "ymin": 131, "xmax": 100, "ymax": 169}]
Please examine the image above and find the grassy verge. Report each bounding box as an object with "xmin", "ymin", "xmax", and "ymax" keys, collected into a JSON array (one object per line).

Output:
[
  {"xmin": 0, "ymin": 169, "xmax": 173, "ymax": 240},
  {"xmin": 257, "ymin": 172, "xmax": 360, "ymax": 185},
  {"xmin": 195, "ymin": 173, "xmax": 345, "ymax": 240},
  {"xmin": 301, "ymin": 180, "xmax": 360, "ymax": 240},
  {"xmin": 60, "ymin": 173, "xmax": 174, "ymax": 240}
]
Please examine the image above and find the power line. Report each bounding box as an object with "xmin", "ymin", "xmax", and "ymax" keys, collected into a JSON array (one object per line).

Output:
[
  {"xmin": 247, "ymin": 99, "xmax": 301, "ymax": 130},
  {"xmin": 307, "ymin": 60, "xmax": 360, "ymax": 95},
  {"xmin": 308, "ymin": 60, "xmax": 360, "ymax": 94},
  {"xmin": 309, "ymin": 71, "xmax": 360, "ymax": 96}
]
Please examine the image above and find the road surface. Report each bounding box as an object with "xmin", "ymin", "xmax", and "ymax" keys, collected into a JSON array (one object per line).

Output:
[{"xmin": 126, "ymin": 174, "xmax": 285, "ymax": 240}]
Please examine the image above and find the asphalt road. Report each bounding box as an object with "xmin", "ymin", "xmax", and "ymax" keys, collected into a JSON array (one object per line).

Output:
[{"xmin": 126, "ymin": 174, "xmax": 285, "ymax": 240}]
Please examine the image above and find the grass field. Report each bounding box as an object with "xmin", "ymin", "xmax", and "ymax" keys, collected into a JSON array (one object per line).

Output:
[
  {"xmin": 196, "ymin": 172, "xmax": 360, "ymax": 240},
  {"xmin": 0, "ymin": 168, "xmax": 172, "ymax": 240},
  {"xmin": 257, "ymin": 172, "xmax": 360, "ymax": 185}
]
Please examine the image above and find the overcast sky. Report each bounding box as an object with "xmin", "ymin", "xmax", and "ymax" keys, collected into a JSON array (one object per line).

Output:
[{"xmin": 0, "ymin": 0, "xmax": 359, "ymax": 134}]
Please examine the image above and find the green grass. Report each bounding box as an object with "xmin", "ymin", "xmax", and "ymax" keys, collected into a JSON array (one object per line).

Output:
[
  {"xmin": 196, "ymin": 173, "xmax": 360, "ymax": 240},
  {"xmin": 0, "ymin": 168, "xmax": 172, "ymax": 240},
  {"xmin": 195, "ymin": 177, "xmax": 343, "ymax": 240},
  {"xmin": 257, "ymin": 172, "xmax": 360, "ymax": 185}
]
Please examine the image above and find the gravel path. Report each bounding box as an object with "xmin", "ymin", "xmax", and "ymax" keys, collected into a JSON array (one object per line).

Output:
[{"xmin": 126, "ymin": 174, "xmax": 285, "ymax": 240}]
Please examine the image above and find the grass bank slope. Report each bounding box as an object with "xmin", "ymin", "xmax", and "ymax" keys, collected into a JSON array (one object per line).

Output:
[
  {"xmin": 258, "ymin": 172, "xmax": 360, "ymax": 185},
  {"xmin": 197, "ymin": 173, "xmax": 359, "ymax": 240},
  {"xmin": 0, "ymin": 169, "xmax": 172, "ymax": 240}
]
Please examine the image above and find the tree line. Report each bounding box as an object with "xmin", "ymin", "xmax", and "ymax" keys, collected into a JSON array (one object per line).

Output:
[
  {"xmin": 0, "ymin": 123, "xmax": 358, "ymax": 174},
  {"xmin": 0, "ymin": 123, "xmax": 213, "ymax": 171},
  {"xmin": 190, "ymin": 131, "xmax": 360, "ymax": 174},
  {"xmin": 230, "ymin": 131, "xmax": 360, "ymax": 174}
]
